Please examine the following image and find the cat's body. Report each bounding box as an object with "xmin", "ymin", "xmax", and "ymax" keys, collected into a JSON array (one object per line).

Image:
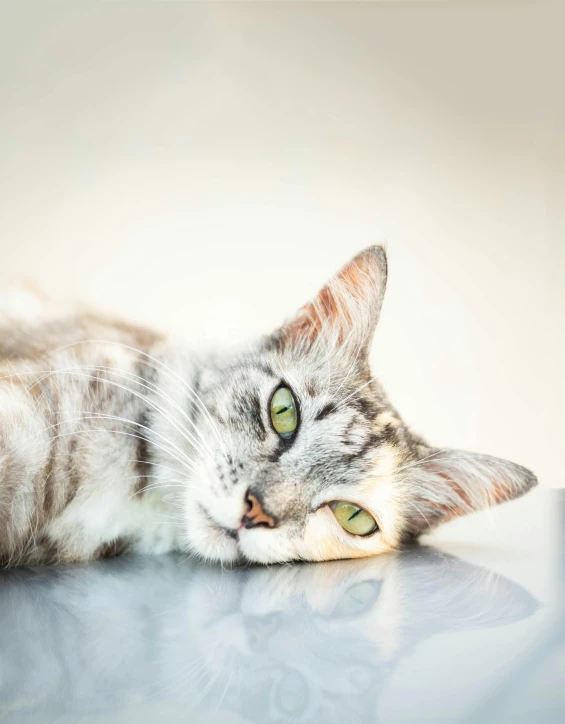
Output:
[
  {"xmin": 0, "ymin": 311, "xmax": 181, "ymax": 564},
  {"xmin": 0, "ymin": 248, "xmax": 537, "ymax": 567}
]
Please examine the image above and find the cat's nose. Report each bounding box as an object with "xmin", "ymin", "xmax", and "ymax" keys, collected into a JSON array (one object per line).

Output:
[{"xmin": 242, "ymin": 491, "xmax": 277, "ymax": 529}]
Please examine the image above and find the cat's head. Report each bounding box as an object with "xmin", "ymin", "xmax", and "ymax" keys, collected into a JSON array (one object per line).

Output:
[{"xmin": 165, "ymin": 246, "xmax": 537, "ymax": 564}]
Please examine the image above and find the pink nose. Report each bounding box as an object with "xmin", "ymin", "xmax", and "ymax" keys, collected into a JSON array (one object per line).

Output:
[{"xmin": 241, "ymin": 492, "xmax": 276, "ymax": 529}]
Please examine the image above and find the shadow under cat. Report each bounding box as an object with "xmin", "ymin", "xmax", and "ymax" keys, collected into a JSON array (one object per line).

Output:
[{"xmin": 0, "ymin": 546, "xmax": 540, "ymax": 723}]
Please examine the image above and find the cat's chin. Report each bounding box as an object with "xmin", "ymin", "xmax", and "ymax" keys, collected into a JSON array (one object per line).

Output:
[
  {"xmin": 192, "ymin": 533, "xmax": 243, "ymax": 566},
  {"xmin": 188, "ymin": 526, "xmax": 292, "ymax": 566},
  {"xmin": 183, "ymin": 512, "xmax": 243, "ymax": 565},
  {"xmin": 237, "ymin": 527, "xmax": 300, "ymax": 565},
  {"xmin": 186, "ymin": 518, "xmax": 299, "ymax": 566}
]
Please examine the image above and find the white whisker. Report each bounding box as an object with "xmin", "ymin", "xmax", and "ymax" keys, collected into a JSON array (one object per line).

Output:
[
  {"xmin": 27, "ymin": 364, "xmax": 217, "ymax": 465},
  {"xmin": 335, "ymin": 374, "xmax": 377, "ymax": 408},
  {"xmin": 51, "ymin": 339, "xmax": 228, "ymax": 453}
]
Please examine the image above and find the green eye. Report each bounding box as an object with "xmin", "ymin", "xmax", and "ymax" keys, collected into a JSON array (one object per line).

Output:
[
  {"xmin": 330, "ymin": 501, "xmax": 378, "ymax": 536},
  {"xmin": 270, "ymin": 386, "xmax": 298, "ymax": 440}
]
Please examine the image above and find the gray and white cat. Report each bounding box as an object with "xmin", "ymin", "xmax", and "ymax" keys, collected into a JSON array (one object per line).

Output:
[{"xmin": 0, "ymin": 246, "xmax": 536, "ymax": 566}]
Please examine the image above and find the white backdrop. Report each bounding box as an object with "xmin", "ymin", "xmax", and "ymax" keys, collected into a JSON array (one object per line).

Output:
[{"xmin": 0, "ymin": 1, "xmax": 563, "ymax": 485}]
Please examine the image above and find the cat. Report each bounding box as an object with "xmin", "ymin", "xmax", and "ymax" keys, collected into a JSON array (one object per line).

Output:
[{"xmin": 0, "ymin": 246, "xmax": 536, "ymax": 566}]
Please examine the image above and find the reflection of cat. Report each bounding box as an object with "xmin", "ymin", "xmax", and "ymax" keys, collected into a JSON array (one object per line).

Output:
[
  {"xmin": 0, "ymin": 247, "xmax": 536, "ymax": 566},
  {"xmin": 0, "ymin": 549, "xmax": 537, "ymax": 722}
]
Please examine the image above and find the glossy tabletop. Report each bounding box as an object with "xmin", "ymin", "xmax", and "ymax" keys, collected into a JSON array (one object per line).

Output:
[{"xmin": 1, "ymin": 490, "xmax": 563, "ymax": 723}]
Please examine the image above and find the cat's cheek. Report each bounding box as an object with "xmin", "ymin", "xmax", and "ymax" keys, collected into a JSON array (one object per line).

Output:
[
  {"xmin": 295, "ymin": 507, "xmax": 394, "ymax": 562},
  {"xmin": 181, "ymin": 494, "xmax": 241, "ymax": 564}
]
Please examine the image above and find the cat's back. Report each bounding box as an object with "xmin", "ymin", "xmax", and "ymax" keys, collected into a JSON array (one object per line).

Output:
[
  {"xmin": 0, "ymin": 287, "xmax": 161, "ymax": 363},
  {"xmin": 0, "ymin": 288, "xmax": 175, "ymax": 566}
]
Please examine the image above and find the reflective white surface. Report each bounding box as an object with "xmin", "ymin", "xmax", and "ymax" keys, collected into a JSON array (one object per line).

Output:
[{"xmin": 0, "ymin": 490, "xmax": 562, "ymax": 723}]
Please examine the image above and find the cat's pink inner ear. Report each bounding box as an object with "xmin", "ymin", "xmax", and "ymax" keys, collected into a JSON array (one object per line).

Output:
[
  {"xmin": 431, "ymin": 469, "xmax": 510, "ymax": 521},
  {"xmin": 414, "ymin": 450, "xmax": 538, "ymax": 530},
  {"xmin": 281, "ymin": 246, "xmax": 387, "ymax": 349}
]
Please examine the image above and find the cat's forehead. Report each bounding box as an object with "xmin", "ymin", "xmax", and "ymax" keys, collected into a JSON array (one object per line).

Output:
[
  {"xmin": 202, "ymin": 346, "xmax": 405, "ymax": 470},
  {"xmin": 212, "ymin": 344, "xmax": 376, "ymax": 408},
  {"xmin": 212, "ymin": 353, "xmax": 376, "ymax": 436}
]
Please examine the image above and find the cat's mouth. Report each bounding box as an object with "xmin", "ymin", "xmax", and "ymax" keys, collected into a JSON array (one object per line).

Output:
[
  {"xmin": 218, "ymin": 525, "xmax": 239, "ymax": 541},
  {"xmin": 196, "ymin": 502, "xmax": 286, "ymax": 565},
  {"xmin": 198, "ymin": 503, "xmax": 240, "ymax": 542}
]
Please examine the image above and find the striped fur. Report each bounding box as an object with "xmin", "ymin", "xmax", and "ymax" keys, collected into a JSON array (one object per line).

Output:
[{"xmin": 0, "ymin": 248, "xmax": 536, "ymax": 566}]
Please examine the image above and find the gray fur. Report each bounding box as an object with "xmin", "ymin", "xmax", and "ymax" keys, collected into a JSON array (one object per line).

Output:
[{"xmin": 0, "ymin": 247, "xmax": 537, "ymax": 566}]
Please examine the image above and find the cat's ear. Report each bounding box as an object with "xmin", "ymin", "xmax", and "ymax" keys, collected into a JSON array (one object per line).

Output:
[
  {"xmin": 275, "ymin": 246, "xmax": 387, "ymax": 355},
  {"xmin": 405, "ymin": 449, "xmax": 537, "ymax": 534}
]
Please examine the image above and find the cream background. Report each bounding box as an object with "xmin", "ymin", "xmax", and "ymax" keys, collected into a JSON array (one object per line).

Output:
[{"xmin": 0, "ymin": 1, "xmax": 563, "ymax": 486}]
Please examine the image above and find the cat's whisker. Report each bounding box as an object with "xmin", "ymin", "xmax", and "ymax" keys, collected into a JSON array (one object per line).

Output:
[
  {"xmin": 142, "ymin": 353, "xmax": 227, "ymax": 458},
  {"xmin": 185, "ymin": 359, "xmax": 229, "ymax": 454},
  {"xmin": 155, "ymin": 513, "xmax": 189, "ymax": 524},
  {"xmin": 161, "ymin": 659, "xmax": 211, "ymax": 699},
  {"xmin": 390, "ymin": 450, "xmax": 460, "ymax": 476},
  {"xmin": 134, "ymin": 356, "xmax": 230, "ymax": 460},
  {"xmin": 26, "ymin": 364, "xmax": 217, "ymax": 466},
  {"xmin": 5, "ymin": 362, "xmax": 206, "ymax": 463},
  {"xmin": 364, "ymin": 449, "xmax": 456, "ymax": 484},
  {"xmin": 334, "ymin": 374, "xmax": 377, "ymax": 408},
  {"xmin": 327, "ymin": 330, "xmax": 366, "ymax": 404},
  {"xmin": 150, "ymin": 511, "xmax": 187, "ymax": 521},
  {"xmin": 190, "ymin": 649, "xmax": 227, "ymax": 707},
  {"xmin": 15, "ymin": 423, "xmax": 197, "ymax": 479},
  {"xmin": 124, "ymin": 473, "xmax": 180, "ymax": 481},
  {"xmin": 90, "ymin": 362, "xmax": 218, "ymax": 460},
  {"xmin": 45, "ymin": 449, "xmax": 188, "ymax": 481},
  {"xmin": 125, "ymin": 458, "xmax": 187, "ymax": 477},
  {"xmin": 403, "ymin": 499, "xmax": 432, "ymax": 528},
  {"xmin": 214, "ymin": 669, "xmax": 235, "ymax": 713},
  {"xmin": 51, "ymin": 339, "xmax": 228, "ymax": 455},
  {"xmin": 48, "ymin": 410, "xmax": 201, "ymax": 473},
  {"xmin": 321, "ymin": 347, "xmax": 334, "ymax": 394},
  {"xmin": 125, "ymin": 474, "xmax": 189, "ymax": 485},
  {"xmin": 128, "ymin": 482, "xmax": 188, "ymax": 500},
  {"xmin": 15, "ymin": 359, "xmax": 217, "ymax": 466}
]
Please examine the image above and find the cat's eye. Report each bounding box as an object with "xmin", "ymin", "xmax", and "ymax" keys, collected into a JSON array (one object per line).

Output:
[
  {"xmin": 330, "ymin": 501, "xmax": 378, "ymax": 536},
  {"xmin": 270, "ymin": 386, "xmax": 298, "ymax": 440}
]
